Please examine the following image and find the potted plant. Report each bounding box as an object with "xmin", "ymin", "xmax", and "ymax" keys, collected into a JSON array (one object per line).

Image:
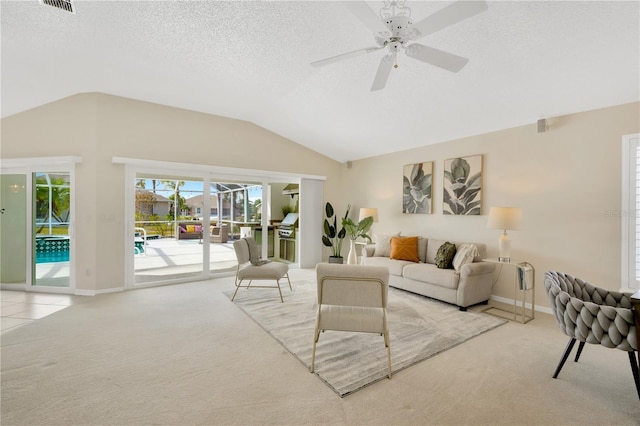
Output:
[
  {"xmin": 342, "ymin": 215, "xmax": 374, "ymax": 264},
  {"xmin": 322, "ymin": 202, "xmax": 350, "ymax": 263}
]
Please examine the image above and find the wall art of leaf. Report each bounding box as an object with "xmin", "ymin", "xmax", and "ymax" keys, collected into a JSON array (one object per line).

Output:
[
  {"xmin": 443, "ymin": 156, "xmax": 482, "ymax": 215},
  {"xmin": 403, "ymin": 162, "xmax": 432, "ymax": 214}
]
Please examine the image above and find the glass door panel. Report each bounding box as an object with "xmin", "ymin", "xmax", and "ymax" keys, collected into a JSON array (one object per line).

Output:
[
  {"xmin": 0, "ymin": 174, "xmax": 27, "ymax": 284},
  {"xmin": 134, "ymin": 176, "xmax": 206, "ymax": 284},
  {"xmin": 33, "ymin": 172, "xmax": 71, "ymax": 287}
]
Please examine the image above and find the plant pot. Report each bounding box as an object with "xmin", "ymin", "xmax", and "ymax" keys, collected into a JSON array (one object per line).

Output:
[{"xmin": 328, "ymin": 256, "xmax": 344, "ymax": 264}]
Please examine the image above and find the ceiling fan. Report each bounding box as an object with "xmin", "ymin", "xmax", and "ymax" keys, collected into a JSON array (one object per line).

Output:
[{"xmin": 311, "ymin": 0, "xmax": 488, "ymax": 91}]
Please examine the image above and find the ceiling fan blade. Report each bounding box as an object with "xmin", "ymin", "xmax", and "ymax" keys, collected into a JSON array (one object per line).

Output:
[
  {"xmin": 405, "ymin": 43, "xmax": 469, "ymax": 73},
  {"xmin": 311, "ymin": 46, "xmax": 383, "ymax": 68},
  {"xmin": 370, "ymin": 55, "xmax": 394, "ymax": 91},
  {"xmin": 412, "ymin": 0, "xmax": 487, "ymax": 40},
  {"xmin": 341, "ymin": 1, "xmax": 389, "ymax": 34}
]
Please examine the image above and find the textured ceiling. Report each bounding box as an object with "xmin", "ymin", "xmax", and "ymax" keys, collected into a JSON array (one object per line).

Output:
[{"xmin": 2, "ymin": 1, "xmax": 639, "ymax": 162}]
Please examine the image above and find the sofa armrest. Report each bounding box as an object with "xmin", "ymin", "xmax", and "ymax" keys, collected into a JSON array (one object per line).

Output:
[
  {"xmin": 456, "ymin": 261, "xmax": 496, "ymax": 308},
  {"xmin": 460, "ymin": 261, "xmax": 495, "ymax": 277}
]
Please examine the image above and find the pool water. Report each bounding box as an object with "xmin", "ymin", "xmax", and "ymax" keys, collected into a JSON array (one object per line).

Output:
[{"xmin": 36, "ymin": 251, "xmax": 69, "ymax": 263}]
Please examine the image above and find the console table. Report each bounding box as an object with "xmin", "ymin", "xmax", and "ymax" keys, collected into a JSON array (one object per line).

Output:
[{"xmin": 482, "ymin": 258, "xmax": 535, "ymax": 324}]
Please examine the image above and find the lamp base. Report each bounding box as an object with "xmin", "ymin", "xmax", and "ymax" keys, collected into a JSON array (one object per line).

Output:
[{"xmin": 498, "ymin": 231, "xmax": 511, "ymax": 263}]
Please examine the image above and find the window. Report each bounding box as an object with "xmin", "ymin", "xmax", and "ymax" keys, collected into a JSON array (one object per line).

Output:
[{"xmin": 622, "ymin": 134, "xmax": 640, "ymax": 291}]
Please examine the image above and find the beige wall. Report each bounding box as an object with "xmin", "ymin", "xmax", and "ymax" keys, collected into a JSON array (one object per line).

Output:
[
  {"xmin": 2, "ymin": 94, "xmax": 638, "ymax": 309},
  {"xmin": 342, "ymin": 102, "xmax": 640, "ymax": 309},
  {"xmin": 1, "ymin": 93, "xmax": 342, "ymax": 292}
]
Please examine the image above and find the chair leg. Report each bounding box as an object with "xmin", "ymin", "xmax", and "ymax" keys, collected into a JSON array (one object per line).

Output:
[
  {"xmin": 553, "ymin": 338, "xmax": 577, "ymax": 379},
  {"xmin": 310, "ymin": 312, "xmax": 321, "ymax": 373},
  {"xmin": 231, "ymin": 271, "xmax": 242, "ymax": 301},
  {"xmin": 574, "ymin": 341, "xmax": 585, "ymax": 362},
  {"xmin": 628, "ymin": 352, "xmax": 640, "ymax": 400},
  {"xmin": 384, "ymin": 330, "xmax": 392, "ymax": 379},
  {"xmin": 285, "ymin": 272, "xmax": 292, "ymax": 291},
  {"xmin": 276, "ymin": 279, "xmax": 283, "ymax": 303}
]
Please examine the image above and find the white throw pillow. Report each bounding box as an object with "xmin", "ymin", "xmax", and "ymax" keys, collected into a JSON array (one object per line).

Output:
[
  {"xmin": 452, "ymin": 243, "xmax": 479, "ymax": 271},
  {"xmin": 373, "ymin": 233, "xmax": 400, "ymax": 257}
]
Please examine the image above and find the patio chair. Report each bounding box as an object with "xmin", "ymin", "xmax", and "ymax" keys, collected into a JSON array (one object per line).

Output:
[
  {"xmin": 210, "ymin": 224, "xmax": 229, "ymax": 243},
  {"xmin": 544, "ymin": 271, "xmax": 639, "ymax": 399},
  {"xmin": 231, "ymin": 237, "xmax": 291, "ymax": 302},
  {"xmin": 311, "ymin": 263, "xmax": 392, "ymax": 378}
]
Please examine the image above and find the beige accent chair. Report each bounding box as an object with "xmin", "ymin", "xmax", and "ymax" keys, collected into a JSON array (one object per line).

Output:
[
  {"xmin": 231, "ymin": 239, "xmax": 291, "ymax": 302},
  {"xmin": 210, "ymin": 223, "xmax": 229, "ymax": 243},
  {"xmin": 311, "ymin": 263, "xmax": 392, "ymax": 378},
  {"xmin": 544, "ymin": 271, "xmax": 639, "ymax": 399}
]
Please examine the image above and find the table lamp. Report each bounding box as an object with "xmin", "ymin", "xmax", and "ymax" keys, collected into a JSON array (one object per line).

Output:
[
  {"xmin": 359, "ymin": 207, "xmax": 378, "ymax": 223},
  {"xmin": 487, "ymin": 207, "xmax": 522, "ymax": 262}
]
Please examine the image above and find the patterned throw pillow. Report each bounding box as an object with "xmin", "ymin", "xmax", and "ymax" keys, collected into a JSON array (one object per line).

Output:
[
  {"xmin": 452, "ymin": 243, "xmax": 479, "ymax": 271},
  {"xmin": 373, "ymin": 233, "xmax": 400, "ymax": 257},
  {"xmin": 435, "ymin": 242, "xmax": 457, "ymax": 269},
  {"xmin": 390, "ymin": 236, "xmax": 420, "ymax": 262}
]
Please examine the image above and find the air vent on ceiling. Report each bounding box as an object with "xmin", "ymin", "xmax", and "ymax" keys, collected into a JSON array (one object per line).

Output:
[{"xmin": 40, "ymin": 0, "xmax": 75, "ymax": 14}]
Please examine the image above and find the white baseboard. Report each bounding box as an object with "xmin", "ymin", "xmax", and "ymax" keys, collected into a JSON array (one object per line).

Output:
[
  {"xmin": 490, "ymin": 294, "xmax": 552, "ymax": 315},
  {"xmin": 75, "ymin": 287, "xmax": 124, "ymax": 296}
]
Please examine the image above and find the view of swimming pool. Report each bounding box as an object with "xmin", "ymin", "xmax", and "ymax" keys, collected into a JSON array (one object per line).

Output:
[{"xmin": 36, "ymin": 251, "xmax": 69, "ymax": 264}]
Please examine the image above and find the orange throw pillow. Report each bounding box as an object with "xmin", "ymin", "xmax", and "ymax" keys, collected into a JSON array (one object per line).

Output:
[{"xmin": 390, "ymin": 236, "xmax": 420, "ymax": 262}]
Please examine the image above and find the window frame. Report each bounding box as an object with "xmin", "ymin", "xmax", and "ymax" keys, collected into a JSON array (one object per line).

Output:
[{"xmin": 621, "ymin": 133, "xmax": 639, "ymax": 292}]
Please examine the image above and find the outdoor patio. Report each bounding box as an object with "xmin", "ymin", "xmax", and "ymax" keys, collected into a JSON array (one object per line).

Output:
[{"xmin": 134, "ymin": 237, "xmax": 239, "ymax": 283}]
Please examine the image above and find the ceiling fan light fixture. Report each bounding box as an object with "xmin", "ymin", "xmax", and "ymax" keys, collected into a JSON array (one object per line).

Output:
[{"xmin": 312, "ymin": 0, "xmax": 488, "ymax": 91}]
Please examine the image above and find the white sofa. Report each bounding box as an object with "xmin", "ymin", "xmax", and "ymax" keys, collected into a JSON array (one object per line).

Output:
[{"xmin": 362, "ymin": 237, "xmax": 495, "ymax": 311}]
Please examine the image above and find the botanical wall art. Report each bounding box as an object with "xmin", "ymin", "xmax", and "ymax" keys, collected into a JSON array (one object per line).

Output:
[
  {"xmin": 403, "ymin": 162, "xmax": 433, "ymax": 214},
  {"xmin": 443, "ymin": 155, "xmax": 482, "ymax": 215}
]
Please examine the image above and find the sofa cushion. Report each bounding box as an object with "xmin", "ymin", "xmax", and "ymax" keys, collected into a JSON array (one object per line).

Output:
[
  {"xmin": 425, "ymin": 239, "xmax": 447, "ymax": 264},
  {"xmin": 417, "ymin": 237, "xmax": 428, "ymax": 262},
  {"xmin": 435, "ymin": 242, "xmax": 456, "ymax": 269},
  {"xmin": 452, "ymin": 243, "xmax": 479, "ymax": 271},
  {"xmin": 403, "ymin": 263, "xmax": 460, "ymax": 290},
  {"xmin": 362, "ymin": 256, "xmax": 409, "ymax": 276},
  {"xmin": 390, "ymin": 236, "xmax": 419, "ymax": 262},
  {"xmin": 373, "ymin": 233, "xmax": 400, "ymax": 257},
  {"xmin": 186, "ymin": 225, "xmax": 196, "ymax": 233}
]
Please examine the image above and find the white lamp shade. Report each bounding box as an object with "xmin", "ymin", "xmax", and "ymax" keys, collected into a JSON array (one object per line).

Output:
[
  {"xmin": 359, "ymin": 207, "xmax": 378, "ymax": 223},
  {"xmin": 487, "ymin": 207, "xmax": 522, "ymax": 231}
]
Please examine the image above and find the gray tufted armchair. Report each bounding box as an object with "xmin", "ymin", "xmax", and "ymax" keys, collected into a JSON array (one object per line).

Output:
[{"xmin": 544, "ymin": 271, "xmax": 639, "ymax": 399}]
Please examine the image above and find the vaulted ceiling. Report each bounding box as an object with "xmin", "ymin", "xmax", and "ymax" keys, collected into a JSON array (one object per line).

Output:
[{"xmin": 2, "ymin": 1, "xmax": 638, "ymax": 162}]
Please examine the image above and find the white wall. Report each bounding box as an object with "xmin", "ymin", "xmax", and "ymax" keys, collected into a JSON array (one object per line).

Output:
[{"xmin": 342, "ymin": 102, "xmax": 640, "ymax": 308}]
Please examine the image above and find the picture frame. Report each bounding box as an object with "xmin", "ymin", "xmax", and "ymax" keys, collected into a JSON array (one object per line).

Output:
[
  {"xmin": 403, "ymin": 162, "xmax": 433, "ymax": 214},
  {"xmin": 443, "ymin": 155, "xmax": 482, "ymax": 215}
]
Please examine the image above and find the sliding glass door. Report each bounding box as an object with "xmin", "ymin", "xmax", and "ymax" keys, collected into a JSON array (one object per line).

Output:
[
  {"xmin": 1, "ymin": 162, "xmax": 75, "ymax": 291},
  {"xmin": 133, "ymin": 175, "xmax": 207, "ymax": 284},
  {"xmin": 33, "ymin": 172, "xmax": 71, "ymax": 287},
  {"xmin": 0, "ymin": 174, "xmax": 28, "ymax": 285}
]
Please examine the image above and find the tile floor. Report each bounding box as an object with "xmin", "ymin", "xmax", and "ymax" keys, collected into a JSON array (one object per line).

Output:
[{"xmin": 0, "ymin": 291, "xmax": 88, "ymax": 334}]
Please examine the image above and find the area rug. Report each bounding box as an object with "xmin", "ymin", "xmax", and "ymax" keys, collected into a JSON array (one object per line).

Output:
[{"xmin": 227, "ymin": 279, "xmax": 506, "ymax": 397}]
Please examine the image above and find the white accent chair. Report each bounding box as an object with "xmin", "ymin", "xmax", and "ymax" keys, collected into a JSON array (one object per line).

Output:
[
  {"xmin": 311, "ymin": 263, "xmax": 392, "ymax": 378},
  {"xmin": 232, "ymin": 239, "xmax": 291, "ymax": 302}
]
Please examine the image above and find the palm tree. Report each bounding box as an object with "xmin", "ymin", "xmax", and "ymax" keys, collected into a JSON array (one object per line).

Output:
[{"xmin": 161, "ymin": 180, "xmax": 186, "ymax": 218}]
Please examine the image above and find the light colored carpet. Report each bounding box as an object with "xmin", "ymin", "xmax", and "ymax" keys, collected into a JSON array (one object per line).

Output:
[
  {"xmin": 2, "ymin": 268, "xmax": 639, "ymax": 425},
  {"xmin": 227, "ymin": 279, "xmax": 506, "ymax": 396}
]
